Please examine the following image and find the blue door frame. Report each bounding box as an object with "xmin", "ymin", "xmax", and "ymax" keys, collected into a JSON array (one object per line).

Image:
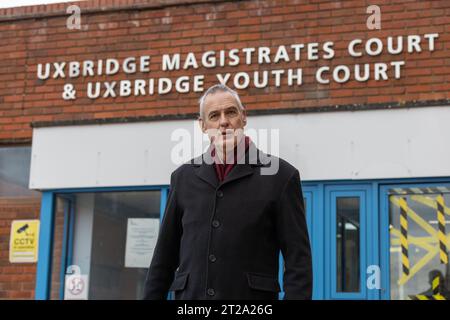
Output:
[
  {"xmin": 35, "ymin": 177, "xmax": 450, "ymax": 300},
  {"xmin": 303, "ymin": 184, "xmax": 324, "ymax": 300},
  {"xmin": 35, "ymin": 192, "xmax": 55, "ymax": 300},
  {"xmin": 326, "ymin": 186, "xmax": 369, "ymax": 299}
]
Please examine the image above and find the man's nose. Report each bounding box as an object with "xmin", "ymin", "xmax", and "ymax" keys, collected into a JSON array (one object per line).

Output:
[{"xmin": 219, "ymin": 112, "xmax": 230, "ymax": 127}]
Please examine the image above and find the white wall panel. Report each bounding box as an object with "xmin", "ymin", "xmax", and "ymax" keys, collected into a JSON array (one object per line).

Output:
[{"xmin": 29, "ymin": 106, "xmax": 450, "ymax": 189}]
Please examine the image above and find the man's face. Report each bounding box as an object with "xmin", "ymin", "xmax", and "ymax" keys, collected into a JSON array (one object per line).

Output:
[{"xmin": 199, "ymin": 91, "xmax": 247, "ymax": 151}]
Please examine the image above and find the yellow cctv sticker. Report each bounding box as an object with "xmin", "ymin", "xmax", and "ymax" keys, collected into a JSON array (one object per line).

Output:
[{"xmin": 9, "ymin": 220, "xmax": 40, "ymax": 263}]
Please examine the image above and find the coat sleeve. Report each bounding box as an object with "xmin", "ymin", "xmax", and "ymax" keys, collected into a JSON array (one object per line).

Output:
[
  {"xmin": 142, "ymin": 171, "xmax": 183, "ymax": 300},
  {"xmin": 276, "ymin": 169, "xmax": 313, "ymax": 300}
]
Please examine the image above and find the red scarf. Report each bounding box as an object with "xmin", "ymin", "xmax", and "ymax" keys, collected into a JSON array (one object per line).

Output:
[{"xmin": 211, "ymin": 136, "xmax": 250, "ymax": 182}]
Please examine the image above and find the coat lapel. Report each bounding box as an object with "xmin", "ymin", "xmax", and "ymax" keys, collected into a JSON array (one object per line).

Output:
[
  {"xmin": 193, "ymin": 145, "xmax": 218, "ymax": 189},
  {"xmin": 195, "ymin": 162, "xmax": 219, "ymax": 189}
]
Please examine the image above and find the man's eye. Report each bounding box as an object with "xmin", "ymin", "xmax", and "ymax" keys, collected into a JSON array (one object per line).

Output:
[
  {"xmin": 226, "ymin": 110, "xmax": 238, "ymax": 116},
  {"xmin": 209, "ymin": 114, "xmax": 218, "ymax": 120}
]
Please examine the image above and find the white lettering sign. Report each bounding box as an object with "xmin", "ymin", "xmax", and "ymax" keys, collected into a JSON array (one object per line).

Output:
[{"xmin": 34, "ymin": 34, "xmax": 439, "ymax": 100}]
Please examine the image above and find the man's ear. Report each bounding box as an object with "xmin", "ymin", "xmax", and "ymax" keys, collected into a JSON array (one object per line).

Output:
[
  {"xmin": 242, "ymin": 109, "xmax": 247, "ymax": 126},
  {"xmin": 198, "ymin": 117, "xmax": 206, "ymax": 133}
]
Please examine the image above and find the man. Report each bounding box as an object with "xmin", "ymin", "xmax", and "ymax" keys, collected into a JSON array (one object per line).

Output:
[{"xmin": 143, "ymin": 84, "xmax": 312, "ymax": 300}]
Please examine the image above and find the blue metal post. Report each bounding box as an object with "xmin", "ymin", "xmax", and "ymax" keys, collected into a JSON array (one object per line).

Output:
[
  {"xmin": 35, "ymin": 191, "xmax": 55, "ymax": 300},
  {"xmin": 159, "ymin": 187, "xmax": 173, "ymax": 300},
  {"xmin": 160, "ymin": 187, "xmax": 169, "ymax": 222}
]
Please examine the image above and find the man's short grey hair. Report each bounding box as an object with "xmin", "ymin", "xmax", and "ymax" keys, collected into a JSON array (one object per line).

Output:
[{"xmin": 198, "ymin": 84, "xmax": 245, "ymax": 119}]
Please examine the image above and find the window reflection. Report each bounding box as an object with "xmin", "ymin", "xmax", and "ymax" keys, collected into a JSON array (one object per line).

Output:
[
  {"xmin": 336, "ymin": 197, "xmax": 360, "ymax": 292},
  {"xmin": 389, "ymin": 191, "xmax": 450, "ymax": 300},
  {"xmin": 52, "ymin": 191, "xmax": 161, "ymax": 300},
  {"xmin": 0, "ymin": 146, "xmax": 39, "ymax": 197}
]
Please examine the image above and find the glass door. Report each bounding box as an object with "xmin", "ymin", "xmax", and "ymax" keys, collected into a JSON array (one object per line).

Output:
[
  {"xmin": 325, "ymin": 185, "xmax": 375, "ymax": 299},
  {"xmin": 385, "ymin": 186, "xmax": 450, "ymax": 300}
]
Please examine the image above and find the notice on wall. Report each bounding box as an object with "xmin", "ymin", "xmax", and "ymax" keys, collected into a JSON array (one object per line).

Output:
[
  {"xmin": 125, "ymin": 218, "xmax": 159, "ymax": 268},
  {"xmin": 9, "ymin": 220, "xmax": 40, "ymax": 263}
]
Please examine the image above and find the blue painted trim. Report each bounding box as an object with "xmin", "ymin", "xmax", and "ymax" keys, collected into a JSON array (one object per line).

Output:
[
  {"xmin": 314, "ymin": 184, "xmax": 325, "ymax": 300},
  {"xmin": 35, "ymin": 192, "xmax": 55, "ymax": 300},
  {"xmin": 158, "ymin": 187, "xmax": 173, "ymax": 300},
  {"xmin": 160, "ymin": 187, "xmax": 169, "ymax": 222},
  {"xmin": 302, "ymin": 189, "xmax": 314, "ymax": 296},
  {"xmin": 303, "ymin": 192, "xmax": 313, "ymax": 238},
  {"xmin": 37, "ymin": 174, "xmax": 450, "ymax": 194},
  {"xmin": 303, "ymin": 184, "xmax": 323, "ymax": 300},
  {"xmin": 48, "ymin": 185, "xmax": 166, "ymax": 194},
  {"xmin": 302, "ymin": 176, "xmax": 450, "ymax": 186},
  {"xmin": 278, "ymin": 252, "xmax": 284, "ymax": 300},
  {"xmin": 367, "ymin": 182, "xmax": 380, "ymax": 300}
]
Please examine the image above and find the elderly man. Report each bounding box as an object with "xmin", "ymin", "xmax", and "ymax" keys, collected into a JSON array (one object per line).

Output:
[{"xmin": 143, "ymin": 84, "xmax": 312, "ymax": 300}]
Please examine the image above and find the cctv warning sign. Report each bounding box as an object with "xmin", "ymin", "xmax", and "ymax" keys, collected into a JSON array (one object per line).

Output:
[{"xmin": 9, "ymin": 220, "xmax": 40, "ymax": 263}]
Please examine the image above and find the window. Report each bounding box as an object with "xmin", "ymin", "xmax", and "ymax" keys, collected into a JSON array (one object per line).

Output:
[
  {"xmin": 328, "ymin": 187, "xmax": 368, "ymax": 300},
  {"xmin": 0, "ymin": 146, "xmax": 39, "ymax": 198},
  {"xmin": 49, "ymin": 190, "xmax": 162, "ymax": 300},
  {"xmin": 336, "ymin": 197, "xmax": 360, "ymax": 292},
  {"xmin": 389, "ymin": 190, "xmax": 450, "ymax": 300}
]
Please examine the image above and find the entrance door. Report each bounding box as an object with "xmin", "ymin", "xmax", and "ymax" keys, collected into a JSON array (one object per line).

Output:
[{"xmin": 324, "ymin": 184, "xmax": 378, "ymax": 299}]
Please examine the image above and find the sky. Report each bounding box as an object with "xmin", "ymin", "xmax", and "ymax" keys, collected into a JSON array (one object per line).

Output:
[{"xmin": 0, "ymin": 0, "xmax": 83, "ymax": 9}]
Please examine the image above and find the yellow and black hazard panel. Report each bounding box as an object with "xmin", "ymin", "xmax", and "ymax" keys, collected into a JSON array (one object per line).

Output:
[
  {"xmin": 437, "ymin": 195, "xmax": 449, "ymax": 265},
  {"xmin": 432, "ymin": 273, "xmax": 441, "ymax": 295},
  {"xmin": 409, "ymin": 273, "xmax": 448, "ymax": 300},
  {"xmin": 389, "ymin": 187, "xmax": 450, "ymax": 196},
  {"xmin": 409, "ymin": 294, "xmax": 446, "ymax": 300},
  {"xmin": 388, "ymin": 187, "xmax": 450, "ymax": 300},
  {"xmin": 399, "ymin": 197, "xmax": 410, "ymax": 276}
]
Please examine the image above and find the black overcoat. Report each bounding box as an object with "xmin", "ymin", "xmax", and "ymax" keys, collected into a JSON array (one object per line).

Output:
[{"xmin": 143, "ymin": 142, "xmax": 312, "ymax": 300}]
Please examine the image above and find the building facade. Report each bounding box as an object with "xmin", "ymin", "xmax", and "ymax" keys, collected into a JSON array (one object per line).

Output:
[{"xmin": 0, "ymin": 0, "xmax": 449, "ymax": 300}]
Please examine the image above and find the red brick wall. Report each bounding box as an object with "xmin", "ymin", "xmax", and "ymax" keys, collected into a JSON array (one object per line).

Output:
[
  {"xmin": 0, "ymin": 197, "xmax": 40, "ymax": 299},
  {"xmin": 50, "ymin": 199, "xmax": 65, "ymax": 300},
  {"xmin": 0, "ymin": 195, "xmax": 65, "ymax": 300},
  {"xmin": 0, "ymin": 0, "xmax": 449, "ymax": 143}
]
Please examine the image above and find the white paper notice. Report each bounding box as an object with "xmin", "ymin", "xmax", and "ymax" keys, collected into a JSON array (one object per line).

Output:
[{"xmin": 125, "ymin": 218, "xmax": 159, "ymax": 268}]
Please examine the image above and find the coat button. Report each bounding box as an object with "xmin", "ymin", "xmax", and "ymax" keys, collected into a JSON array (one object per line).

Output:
[
  {"xmin": 209, "ymin": 254, "xmax": 217, "ymax": 262},
  {"xmin": 212, "ymin": 220, "xmax": 220, "ymax": 228},
  {"xmin": 207, "ymin": 288, "xmax": 215, "ymax": 296},
  {"xmin": 216, "ymin": 190, "xmax": 223, "ymax": 198}
]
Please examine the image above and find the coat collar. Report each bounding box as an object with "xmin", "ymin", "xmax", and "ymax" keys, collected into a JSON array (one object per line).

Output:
[{"xmin": 190, "ymin": 141, "xmax": 272, "ymax": 189}]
